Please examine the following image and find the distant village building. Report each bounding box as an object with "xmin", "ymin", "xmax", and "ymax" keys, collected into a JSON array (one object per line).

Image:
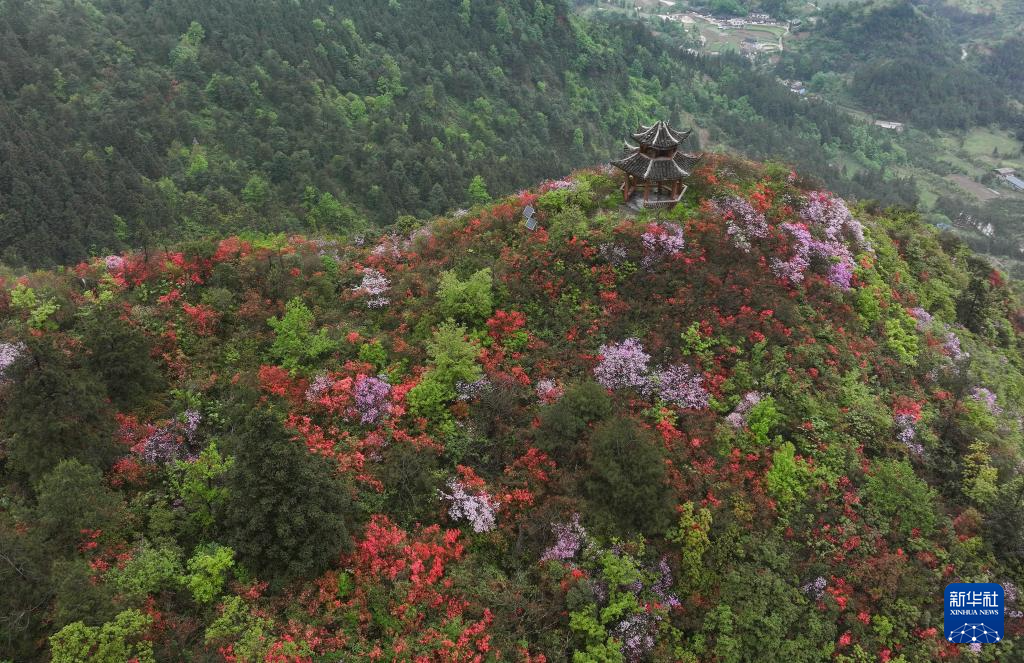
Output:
[
  {"xmin": 612, "ymin": 120, "xmax": 702, "ymax": 209},
  {"xmin": 873, "ymin": 120, "xmax": 905, "ymax": 132},
  {"xmin": 994, "ymin": 167, "xmax": 1024, "ymax": 191},
  {"xmin": 782, "ymin": 79, "xmax": 806, "ymax": 95}
]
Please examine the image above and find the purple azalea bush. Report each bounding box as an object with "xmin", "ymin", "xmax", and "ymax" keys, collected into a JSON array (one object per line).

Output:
[
  {"xmin": 651, "ymin": 364, "xmax": 709, "ymax": 409},
  {"xmin": 970, "ymin": 387, "xmax": 1002, "ymax": 415},
  {"xmin": 439, "ymin": 479, "xmax": 497, "ymax": 533},
  {"xmin": 908, "ymin": 307, "xmax": 933, "ymax": 331},
  {"xmin": 801, "ymin": 576, "xmax": 827, "ymax": 600},
  {"xmin": 726, "ymin": 391, "xmax": 763, "ymax": 428},
  {"xmin": 641, "ymin": 222, "xmax": 685, "ymax": 267},
  {"xmin": 895, "ymin": 414, "xmax": 924, "ymax": 457},
  {"xmin": 594, "ymin": 338, "xmax": 651, "ymax": 391},
  {"xmin": 540, "ymin": 514, "xmax": 587, "ymax": 562},
  {"xmin": 771, "ymin": 192, "xmax": 863, "ymax": 290},
  {"xmin": 943, "ymin": 332, "xmax": 969, "ymax": 362},
  {"xmin": 354, "ymin": 374, "xmax": 391, "ymax": 423},
  {"xmin": 715, "ymin": 196, "xmax": 769, "ymax": 253}
]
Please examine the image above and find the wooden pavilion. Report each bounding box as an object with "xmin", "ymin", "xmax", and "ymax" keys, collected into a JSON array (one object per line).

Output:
[{"xmin": 611, "ymin": 121, "xmax": 702, "ymax": 208}]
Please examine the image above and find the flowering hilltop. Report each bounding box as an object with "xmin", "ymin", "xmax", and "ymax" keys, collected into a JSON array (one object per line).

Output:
[{"xmin": 2, "ymin": 155, "xmax": 1023, "ymax": 661}]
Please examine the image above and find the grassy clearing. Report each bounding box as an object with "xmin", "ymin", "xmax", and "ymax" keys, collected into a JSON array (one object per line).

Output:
[{"xmin": 962, "ymin": 127, "xmax": 1022, "ymax": 161}]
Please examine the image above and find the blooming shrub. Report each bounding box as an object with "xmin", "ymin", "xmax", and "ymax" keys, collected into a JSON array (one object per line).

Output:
[
  {"xmin": 356, "ymin": 268, "xmax": 390, "ymax": 309},
  {"xmin": 651, "ymin": 364, "xmax": 709, "ymax": 409},
  {"xmin": 353, "ymin": 374, "xmax": 391, "ymax": 423},
  {"xmin": 894, "ymin": 398, "xmax": 924, "ymax": 456},
  {"xmin": 969, "ymin": 387, "xmax": 1001, "ymax": 415},
  {"xmin": 594, "ymin": 338, "xmax": 650, "ymax": 391},
  {"xmin": 726, "ymin": 391, "xmax": 763, "ymax": 428},
  {"xmin": 908, "ymin": 307, "xmax": 933, "ymax": 331},
  {"xmin": 801, "ymin": 576, "xmax": 827, "ymax": 600},
  {"xmin": 535, "ymin": 378, "xmax": 564, "ymax": 404},
  {"xmin": 305, "ymin": 374, "xmax": 333, "ymax": 402},
  {"xmin": 943, "ymin": 331, "xmax": 969, "ymax": 362},
  {"xmin": 715, "ymin": 196, "xmax": 769, "ymax": 252},
  {"xmin": 771, "ymin": 191, "xmax": 863, "ymax": 289},
  {"xmin": 540, "ymin": 514, "xmax": 586, "ymax": 561},
  {"xmin": 641, "ymin": 222, "xmax": 685, "ymax": 267},
  {"xmin": 0, "ymin": 341, "xmax": 24, "ymax": 380},
  {"xmin": 439, "ymin": 477, "xmax": 497, "ymax": 533},
  {"xmin": 104, "ymin": 255, "xmax": 125, "ymax": 272}
]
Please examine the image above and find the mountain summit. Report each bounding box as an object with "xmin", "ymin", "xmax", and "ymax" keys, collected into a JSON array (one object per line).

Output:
[{"xmin": 2, "ymin": 155, "xmax": 1023, "ymax": 660}]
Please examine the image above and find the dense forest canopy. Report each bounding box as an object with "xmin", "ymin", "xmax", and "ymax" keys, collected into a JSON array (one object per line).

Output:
[
  {"xmin": 1, "ymin": 0, "xmax": 925, "ymax": 268},
  {"xmin": 2, "ymin": 156, "xmax": 1024, "ymax": 660},
  {"xmin": 776, "ymin": 0, "xmax": 1018, "ymax": 130}
]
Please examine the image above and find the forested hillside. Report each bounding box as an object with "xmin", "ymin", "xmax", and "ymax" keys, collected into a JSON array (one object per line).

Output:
[
  {"xmin": 776, "ymin": 0, "xmax": 1017, "ymax": 130},
  {"xmin": 1, "ymin": 0, "xmax": 920, "ymax": 268},
  {"xmin": 2, "ymin": 156, "xmax": 1023, "ymax": 661}
]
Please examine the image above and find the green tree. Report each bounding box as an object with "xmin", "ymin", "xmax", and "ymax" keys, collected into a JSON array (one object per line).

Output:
[
  {"xmin": 182, "ymin": 544, "xmax": 235, "ymax": 604},
  {"xmin": 407, "ymin": 321, "xmax": 482, "ymax": 423},
  {"xmin": 170, "ymin": 21, "xmax": 205, "ymax": 74},
  {"xmin": 50, "ymin": 609, "xmax": 154, "ymax": 663},
  {"xmin": 35, "ymin": 460, "xmax": 123, "ymax": 555},
  {"xmin": 586, "ymin": 417, "xmax": 673, "ymax": 535},
  {"xmin": 267, "ymin": 297, "xmax": 337, "ymax": 373},
  {"xmin": 169, "ymin": 442, "xmax": 233, "ymax": 537},
  {"xmin": 764, "ymin": 442, "xmax": 812, "ymax": 506},
  {"xmin": 437, "ymin": 267, "xmax": 493, "ymax": 324},
  {"xmin": 422, "ymin": 320, "xmax": 483, "ymax": 388},
  {"xmin": 496, "ymin": 7, "xmax": 513, "ymax": 36},
  {"xmin": 50, "ymin": 559, "xmax": 117, "ymax": 631},
  {"xmin": 79, "ymin": 309, "xmax": 165, "ymax": 410},
  {"xmin": 864, "ymin": 459, "xmax": 937, "ymax": 537},
  {"xmin": 304, "ymin": 188, "xmax": 364, "ymax": 235},
  {"xmin": 242, "ymin": 174, "xmax": 271, "ymax": 209},
  {"xmin": 537, "ymin": 381, "xmax": 612, "ymax": 454},
  {"xmin": 3, "ymin": 341, "xmax": 119, "ymax": 485},
  {"xmin": 467, "ymin": 175, "xmax": 490, "ymax": 206},
  {"xmin": 220, "ymin": 407, "xmax": 353, "ymax": 588},
  {"xmin": 0, "ymin": 513, "xmax": 54, "ymax": 658},
  {"xmin": 110, "ymin": 543, "xmax": 183, "ymax": 603}
]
